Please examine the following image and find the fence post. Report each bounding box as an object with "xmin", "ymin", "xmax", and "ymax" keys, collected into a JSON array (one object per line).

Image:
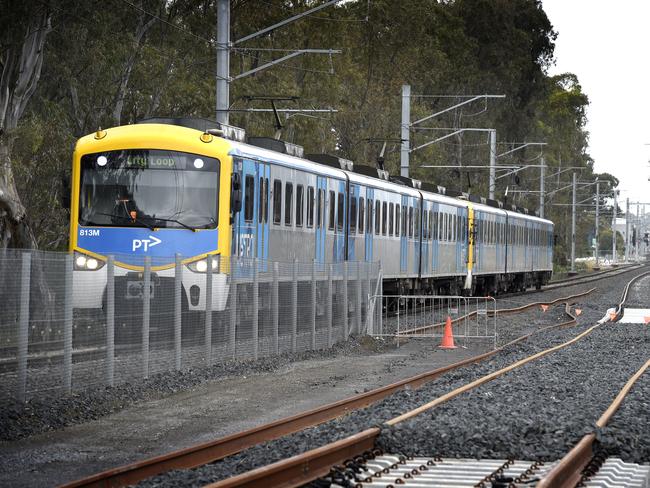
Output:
[
  {"xmin": 17, "ymin": 252, "xmax": 31, "ymax": 402},
  {"xmin": 310, "ymin": 259, "xmax": 317, "ymax": 350},
  {"xmin": 205, "ymin": 255, "xmax": 213, "ymax": 366},
  {"xmin": 143, "ymin": 256, "xmax": 151, "ymax": 378},
  {"xmin": 106, "ymin": 255, "xmax": 115, "ymax": 387},
  {"xmin": 366, "ymin": 263, "xmax": 371, "ymax": 332},
  {"xmin": 343, "ymin": 261, "xmax": 349, "ymax": 339},
  {"xmin": 327, "ymin": 263, "xmax": 333, "ymax": 347},
  {"xmin": 174, "ymin": 254, "xmax": 182, "ymax": 371},
  {"xmin": 252, "ymin": 258, "xmax": 259, "ymax": 360},
  {"xmin": 355, "ymin": 262, "xmax": 361, "ymax": 335},
  {"xmin": 63, "ymin": 253, "xmax": 73, "ymax": 393},
  {"xmin": 291, "ymin": 258, "xmax": 298, "ymax": 353},
  {"xmin": 272, "ymin": 261, "xmax": 279, "ymax": 355},
  {"xmin": 378, "ymin": 265, "xmax": 383, "ymax": 335},
  {"xmin": 229, "ymin": 260, "xmax": 237, "ymax": 359}
]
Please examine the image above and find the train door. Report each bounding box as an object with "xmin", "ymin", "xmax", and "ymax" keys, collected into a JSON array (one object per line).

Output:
[
  {"xmin": 400, "ymin": 194, "xmax": 408, "ymax": 272},
  {"xmin": 333, "ymin": 180, "xmax": 346, "ymax": 262},
  {"xmin": 233, "ymin": 158, "xmax": 270, "ymax": 266},
  {"xmin": 421, "ymin": 201, "xmax": 430, "ymax": 275},
  {"xmin": 315, "ymin": 176, "xmax": 327, "ymax": 263},
  {"xmin": 365, "ymin": 188, "xmax": 374, "ymax": 262}
]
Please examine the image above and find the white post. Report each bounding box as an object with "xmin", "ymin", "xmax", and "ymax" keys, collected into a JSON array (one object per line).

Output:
[
  {"xmin": 106, "ymin": 256, "xmax": 115, "ymax": 386},
  {"xmin": 400, "ymin": 85, "xmax": 411, "ymax": 177},
  {"xmin": 205, "ymin": 255, "xmax": 213, "ymax": 365},
  {"xmin": 612, "ymin": 190, "xmax": 618, "ymax": 264},
  {"xmin": 625, "ymin": 197, "xmax": 630, "ymax": 262},
  {"xmin": 216, "ymin": 0, "xmax": 230, "ymax": 125},
  {"xmin": 594, "ymin": 181, "xmax": 600, "ymax": 270},
  {"xmin": 489, "ymin": 129, "xmax": 497, "ymax": 200},
  {"xmin": 143, "ymin": 256, "xmax": 151, "ymax": 378},
  {"xmin": 570, "ymin": 172, "xmax": 576, "ymax": 273},
  {"xmin": 63, "ymin": 254, "xmax": 73, "ymax": 393},
  {"xmin": 539, "ymin": 156, "xmax": 546, "ymax": 219},
  {"xmin": 17, "ymin": 252, "xmax": 31, "ymax": 402},
  {"xmin": 174, "ymin": 254, "xmax": 182, "ymax": 370}
]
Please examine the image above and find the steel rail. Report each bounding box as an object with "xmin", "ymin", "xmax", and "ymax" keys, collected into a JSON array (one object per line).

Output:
[
  {"xmin": 534, "ymin": 270, "xmax": 650, "ymax": 488},
  {"xmin": 203, "ymin": 303, "xmax": 595, "ymax": 488},
  {"xmin": 62, "ymin": 292, "xmax": 587, "ymax": 488},
  {"xmin": 536, "ymin": 358, "xmax": 650, "ymax": 488}
]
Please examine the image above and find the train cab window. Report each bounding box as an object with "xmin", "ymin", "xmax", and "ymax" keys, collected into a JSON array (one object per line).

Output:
[
  {"xmin": 389, "ymin": 203, "xmax": 394, "ymax": 236},
  {"xmin": 382, "ymin": 201, "xmax": 387, "ymax": 235},
  {"xmin": 273, "ymin": 179, "xmax": 282, "ymax": 224},
  {"xmin": 296, "ymin": 185, "xmax": 304, "ymax": 227},
  {"xmin": 307, "ymin": 186, "xmax": 314, "ymax": 228},
  {"xmin": 350, "ymin": 196, "xmax": 357, "ymax": 234},
  {"xmin": 375, "ymin": 200, "xmax": 381, "ymax": 235},
  {"xmin": 395, "ymin": 204, "xmax": 400, "ymax": 237},
  {"xmin": 284, "ymin": 183, "xmax": 293, "ymax": 226},
  {"xmin": 243, "ymin": 175, "xmax": 255, "ymax": 222},
  {"xmin": 328, "ymin": 190, "xmax": 335, "ymax": 231},
  {"xmin": 359, "ymin": 198, "xmax": 365, "ymax": 234},
  {"xmin": 337, "ymin": 192, "xmax": 344, "ymax": 231}
]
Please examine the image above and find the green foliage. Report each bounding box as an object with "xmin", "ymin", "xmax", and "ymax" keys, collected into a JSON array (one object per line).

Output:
[{"xmin": 7, "ymin": 0, "xmax": 599, "ymax": 251}]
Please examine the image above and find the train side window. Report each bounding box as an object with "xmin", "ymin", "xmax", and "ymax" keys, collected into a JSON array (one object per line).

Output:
[
  {"xmin": 337, "ymin": 192, "xmax": 344, "ymax": 231},
  {"xmin": 316, "ymin": 189, "xmax": 323, "ymax": 228},
  {"xmin": 328, "ymin": 190, "xmax": 335, "ymax": 231},
  {"xmin": 367, "ymin": 198, "xmax": 373, "ymax": 233},
  {"xmin": 414, "ymin": 206, "xmax": 420, "ymax": 238},
  {"xmin": 307, "ymin": 186, "xmax": 314, "ymax": 228},
  {"xmin": 244, "ymin": 175, "xmax": 254, "ymax": 222},
  {"xmin": 350, "ymin": 195, "xmax": 357, "ymax": 234},
  {"xmin": 401, "ymin": 205, "xmax": 406, "ymax": 237},
  {"xmin": 408, "ymin": 206, "xmax": 414, "ymax": 238},
  {"xmin": 375, "ymin": 200, "xmax": 381, "ymax": 235},
  {"xmin": 432, "ymin": 212, "xmax": 438, "ymax": 240},
  {"xmin": 273, "ymin": 179, "xmax": 282, "ymax": 225},
  {"xmin": 296, "ymin": 185, "xmax": 304, "ymax": 227},
  {"xmin": 284, "ymin": 183, "xmax": 293, "ymax": 226},
  {"xmin": 359, "ymin": 198, "xmax": 365, "ymax": 234},
  {"xmin": 382, "ymin": 201, "xmax": 387, "ymax": 235},
  {"xmin": 389, "ymin": 202, "xmax": 394, "ymax": 236},
  {"xmin": 395, "ymin": 204, "xmax": 400, "ymax": 237}
]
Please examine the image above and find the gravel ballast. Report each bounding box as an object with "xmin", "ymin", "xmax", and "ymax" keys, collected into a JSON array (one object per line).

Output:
[{"xmin": 136, "ymin": 267, "xmax": 650, "ymax": 487}]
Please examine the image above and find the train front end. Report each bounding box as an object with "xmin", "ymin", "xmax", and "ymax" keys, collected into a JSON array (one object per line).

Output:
[{"xmin": 69, "ymin": 123, "xmax": 233, "ymax": 313}]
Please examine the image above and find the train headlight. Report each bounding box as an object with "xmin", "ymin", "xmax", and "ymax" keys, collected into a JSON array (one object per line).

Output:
[
  {"xmin": 187, "ymin": 256, "xmax": 220, "ymax": 273},
  {"xmin": 74, "ymin": 252, "xmax": 106, "ymax": 271}
]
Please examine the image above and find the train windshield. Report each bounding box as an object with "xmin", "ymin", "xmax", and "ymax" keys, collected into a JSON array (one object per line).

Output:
[{"xmin": 78, "ymin": 149, "xmax": 219, "ymax": 230}]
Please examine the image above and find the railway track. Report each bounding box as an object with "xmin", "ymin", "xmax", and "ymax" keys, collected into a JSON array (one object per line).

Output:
[
  {"xmin": 72, "ymin": 267, "xmax": 649, "ymax": 488},
  {"xmin": 63, "ymin": 288, "xmax": 592, "ymax": 488}
]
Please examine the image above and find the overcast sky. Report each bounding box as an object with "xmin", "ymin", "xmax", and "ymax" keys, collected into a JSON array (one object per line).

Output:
[{"xmin": 542, "ymin": 0, "xmax": 650, "ymax": 214}]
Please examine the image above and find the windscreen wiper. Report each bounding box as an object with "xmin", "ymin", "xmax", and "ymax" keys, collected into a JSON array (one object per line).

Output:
[
  {"xmin": 97, "ymin": 212, "xmax": 156, "ymax": 231},
  {"xmin": 152, "ymin": 216, "xmax": 198, "ymax": 232}
]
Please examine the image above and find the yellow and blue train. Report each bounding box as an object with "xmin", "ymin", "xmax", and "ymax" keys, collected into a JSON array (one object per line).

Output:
[{"xmin": 69, "ymin": 118, "xmax": 553, "ymax": 313}]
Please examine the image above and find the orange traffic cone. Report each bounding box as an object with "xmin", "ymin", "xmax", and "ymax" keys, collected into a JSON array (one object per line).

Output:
[{"xmin": 439, "ymin": 316, "xmax": 457, "ymax": 349}]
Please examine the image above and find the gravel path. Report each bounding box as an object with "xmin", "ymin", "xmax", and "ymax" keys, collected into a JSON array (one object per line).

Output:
[{"xmin": 136, "ymin": 266, "xmax": 649, "ymax": 486}]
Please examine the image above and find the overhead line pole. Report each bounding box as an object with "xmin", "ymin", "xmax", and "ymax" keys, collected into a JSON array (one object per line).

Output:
[
  {"xmin": 400, "ymin": 86, "xmax": 504, "ymax": 178},
  {"xmin": 216, "ymin": 0, "xmax": 342, "ymax": 124}
]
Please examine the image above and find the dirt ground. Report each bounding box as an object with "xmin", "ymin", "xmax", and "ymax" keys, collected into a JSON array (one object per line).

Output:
[{"xmin": 0, "ymin": 337, "xmax": 487, "ymax": 487}]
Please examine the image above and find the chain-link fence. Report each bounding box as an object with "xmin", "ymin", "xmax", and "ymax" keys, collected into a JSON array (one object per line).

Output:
[{"xmin": 0, "ymin": 249, "xmax": 380, "ymax": 402}]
